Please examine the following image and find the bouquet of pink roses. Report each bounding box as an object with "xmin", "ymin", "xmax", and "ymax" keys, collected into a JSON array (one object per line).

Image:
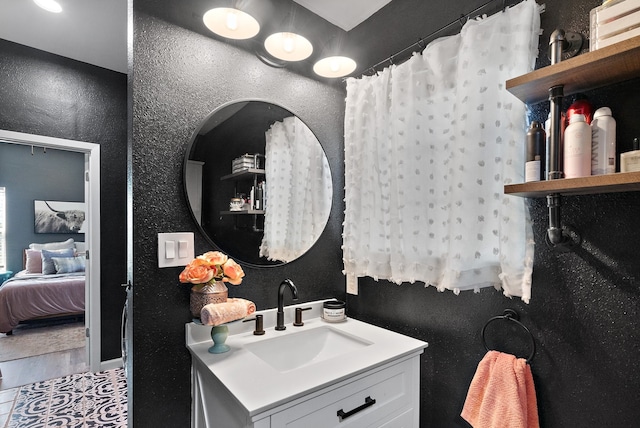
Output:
[{"xmin": 179, "ymin": 251, "xmax": 245, "ymax": 287}]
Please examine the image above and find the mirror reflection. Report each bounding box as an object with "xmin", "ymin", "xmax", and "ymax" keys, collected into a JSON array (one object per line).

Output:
[{"xmin": 184, "ymin": 100, "xmax": 332, "ymax": 266}]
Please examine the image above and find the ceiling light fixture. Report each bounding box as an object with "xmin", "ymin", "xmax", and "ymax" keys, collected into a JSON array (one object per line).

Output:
[
  {"xmin": 34, "ymin": 0, "xmax": 62, "ymax": 13},
  {"xmin": 313, "ymin": 56, "xmax": 356, "ymax": 77},
  {"xmin": 203, "ymin": 8, "xmax": 260, "ymax": 40},
  {"xmin": 313, "ymin": 56, "xmax": 357, "ymax": 78},
  {"xmin": 264, "ymin": 32, "xmax": 313, "ymax": 62},
  {"xmin": 311, "ymin": 35, "xmax": 357, "ymax": 79}
]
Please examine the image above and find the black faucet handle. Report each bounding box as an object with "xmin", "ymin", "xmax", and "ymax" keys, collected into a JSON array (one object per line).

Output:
[
  {"xmin": 293, "ymin": 307, "xmax": 312, "ymax": 327},
  {"xmin": 243, "ymin": 314, "xmax": 265, "ymax": 335}
]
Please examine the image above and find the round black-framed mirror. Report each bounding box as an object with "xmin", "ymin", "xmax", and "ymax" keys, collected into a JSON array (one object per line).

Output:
[{"xmin": 184, "ymin": 99, "xmax": 333, "ymax": 267}]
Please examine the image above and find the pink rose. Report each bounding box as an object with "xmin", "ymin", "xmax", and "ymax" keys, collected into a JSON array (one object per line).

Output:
[
  {"xmin": 179, "ymin": 259, "xmax": 215, "ymax": 284},
  {"xmin": 222, "ymin": 259, "xmax": 245, "ymax": 285},
  {"xmin": 198, "ymin": 251, "xmax": 228, "ymax": 266}
]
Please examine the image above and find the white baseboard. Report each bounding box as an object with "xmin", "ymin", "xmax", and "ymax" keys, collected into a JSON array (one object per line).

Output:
[{"xmin": 100, "ymin": 357, "xmax": 123, "ymax": 372}]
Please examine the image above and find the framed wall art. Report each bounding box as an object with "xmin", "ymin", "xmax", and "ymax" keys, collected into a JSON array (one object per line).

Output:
[{"xmin": 34, "ymin": 200, "xmax": 86, "ymax": 234}]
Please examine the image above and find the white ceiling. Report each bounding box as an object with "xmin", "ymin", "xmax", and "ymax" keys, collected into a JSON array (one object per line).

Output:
[
  {"xmin": 0, "ymin": 0, "xmax": 128, "ymax": 73},
  {"xmin": 292, "ymin": 0, "xmax": 392, "ymax": 31},
  {"xmin": 0, "ymin": 0, "xmax": 389, "ymax": 74}
]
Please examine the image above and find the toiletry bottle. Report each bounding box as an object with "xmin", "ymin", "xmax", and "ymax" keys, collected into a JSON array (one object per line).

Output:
[
  {"xmin": 566, "ymin": 93, "xmax": 594, "ymax": 125},
  {"xmin": 525, "ymin": 121, "xmax": 546, "ymax": 182},
  {"xmin": 255, "ymin": 181, "xmax": 264, "ymax": 210},
  {"xmin": 564, "ymin": 113, "xmax": 592, "ymax": 178},
  {"xmin": 591, "ymin": 107, "xmax": 616, "ymax": 175},
  {"xmin": 621, "ymin": 137, "xmax": 640, "ymax": 172}
]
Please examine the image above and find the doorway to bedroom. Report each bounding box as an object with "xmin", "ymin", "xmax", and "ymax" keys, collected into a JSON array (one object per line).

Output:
[{"xmin": 0, "ymin": 130, "xmax": 101, "ymax": 389}]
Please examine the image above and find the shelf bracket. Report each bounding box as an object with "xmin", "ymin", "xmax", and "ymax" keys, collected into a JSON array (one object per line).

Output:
[
  {"xmin": 548, "ymin": 29, "xmax": 583, "ymax": 62},
  {"xmin": 544, "ymin": 33, "xmax": 582, "ymax": 252},
  {"xmin": 547, "ymin": 85, "xmax": 564, "ymax": 180},
  {"xmin": 545, "ymin": 194, "xmax": 581, "ymax": 251}
]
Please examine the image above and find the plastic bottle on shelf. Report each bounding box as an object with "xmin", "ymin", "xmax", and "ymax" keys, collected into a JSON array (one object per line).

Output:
[
  {"xmin": 255, "ymin": 181, "xmax": 264, "ymax": 210},
  {"xmin": 566, "ymin": 93, "xmax": 594, "ymax": 125},
  {"xmin": 590, "ymin": 107, "xmax": 616, "ymax": 175},
  {"xmin": 564, "ymin": 113, "xmax": 592, "ymax": 178},
  {"xmin": 525, "ymin": 121, "xmax": 546, "ymax": 182}
]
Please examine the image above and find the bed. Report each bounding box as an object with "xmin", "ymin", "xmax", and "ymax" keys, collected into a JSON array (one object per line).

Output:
[{"xmin": 0, "ymin": 239, "xmax": 85, "ymax": 334}]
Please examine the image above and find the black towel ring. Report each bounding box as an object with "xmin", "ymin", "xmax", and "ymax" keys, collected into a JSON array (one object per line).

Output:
[{"xmin": 481, "ymin": 309, "xmax": 536, "ymax": 363}]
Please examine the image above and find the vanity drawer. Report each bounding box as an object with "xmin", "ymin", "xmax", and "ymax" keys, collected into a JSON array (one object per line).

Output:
[{"xmin": 270, "ymin": 358, "xmax": 418, "ymax": 427}]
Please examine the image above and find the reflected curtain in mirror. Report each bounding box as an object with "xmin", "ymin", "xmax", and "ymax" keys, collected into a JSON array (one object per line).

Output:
[
  {"xmin": 260, "ymin": 116, "xmax": 332, "ymax": 262},
  {"xmin": 184, "ymin": 101, "xmax": 333, "ymax": 267},
  {"xmin": 342, "ymin": 0, "xmax": 542, "ymax": 302}
]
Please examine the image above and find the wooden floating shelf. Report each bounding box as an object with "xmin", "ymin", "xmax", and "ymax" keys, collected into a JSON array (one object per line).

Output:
[
  {"xmin": 220, "ymin": 168, "xmax": 265, "ymax": 181},
  {"xmin": 506, "ymin": 35, "xmax": 640, "ymax": 104},
  {"xmin": 504, "ymin": 171, "xmax": 640, "ymax": 197},
  {"xmin": 220, "ymin": 209, "xmax": 265, "ymax": 215},
  {"xmin": 505, "ymin": 36, "xmax": 640, "ymax": 198}
]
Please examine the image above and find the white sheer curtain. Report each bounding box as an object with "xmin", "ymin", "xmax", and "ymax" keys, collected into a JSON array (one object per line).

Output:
[
  {"xmin": 260, "ymin": 116, "xmax": 332, "ymax": 262},
  {"xmin": 343, "ymin": 0, "xmax": 542, "ymax": 303}
]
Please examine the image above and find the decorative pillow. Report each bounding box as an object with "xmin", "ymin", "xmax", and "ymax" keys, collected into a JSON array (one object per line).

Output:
[
  {"xmin": 41, "ymin": 248, "xmax": 75, "ymax": 275},
  {"xmin": 52, "ymin": 256, "xmax": 86, "ymax": 274},
  {"xmin": 25, "ymin": 249, "xmax": 43, "ymax": 274},
  {"xmin": 29, "ymin": 238, "xmax": 75, "ymax": 251},
  {"xmin": 75, "ymin": 242, "xmax": 86, "ymax": 254}
]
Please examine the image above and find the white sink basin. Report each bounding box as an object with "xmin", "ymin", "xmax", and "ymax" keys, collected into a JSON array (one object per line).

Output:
[
  {"xmin": 186, "ymin": 303, "xmax": 429, "ymax": 416},
  {"xmin": 244, "ymin": 325, "xmax": 372, "ymax": 372}
]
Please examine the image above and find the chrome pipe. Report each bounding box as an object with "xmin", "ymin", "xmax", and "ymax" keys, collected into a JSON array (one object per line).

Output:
[{"xmin": 549, "ymin": 28, "xmax": 566, "ymax": 65}]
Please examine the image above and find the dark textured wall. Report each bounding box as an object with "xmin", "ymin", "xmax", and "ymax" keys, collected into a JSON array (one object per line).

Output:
[
  {"xmin": 132, "ymin": 0, "xmax": 640, "ymax": 426},
  {"xmin": 131, "ymin": 8, "xmax": 346, "ymax": 427},
  {"xmin": 0, "ymin": 39, "xmax": 128, "ymax": 361},
  {"xmin": 0, "ymin": 143, "xmax": 84, "ymax": 272},
  {"xmin": 348, "ymin": 0, "xmax": 640, "ymax": 427}
]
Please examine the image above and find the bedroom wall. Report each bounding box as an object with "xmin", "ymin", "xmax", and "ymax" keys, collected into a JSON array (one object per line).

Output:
[
  {"xmin": 0, "ymin": 39, "xmax": 128, "ymax": 362},
  {"xmin": 0, "ymin": 143, "xmax": 84, "ymax": 273}
]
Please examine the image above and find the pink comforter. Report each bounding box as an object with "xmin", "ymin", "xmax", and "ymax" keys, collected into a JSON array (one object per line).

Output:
[{"xmin": 0, "ymin": 272, "xmax": 85, "ymax": 333}]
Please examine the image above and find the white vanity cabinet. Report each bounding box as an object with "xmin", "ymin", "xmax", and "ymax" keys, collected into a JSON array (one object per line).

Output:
[
  {"xmin": 191, "ymin": 352, "xmax": 421, "ymax": 428},
  {"xmin": 187, "ymin": 301, "xmax": 428, "ymax": 428},
  {"xmin": 268, "ymin": 356, "xmax": 420, "ymax": 427}
]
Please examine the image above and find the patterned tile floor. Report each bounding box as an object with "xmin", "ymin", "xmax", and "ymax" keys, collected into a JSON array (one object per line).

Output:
[{"xmin": 2, "ymin": 368, "xmax": 127, "ymax": 427}]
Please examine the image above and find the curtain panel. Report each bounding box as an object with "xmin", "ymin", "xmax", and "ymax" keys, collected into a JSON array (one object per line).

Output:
[
  {"xmin": 343, "ymin": 0, "xmax": 542, "ymax": 302},
  {"xmin": 260, "ymin": 116, "xmax": 332, "ymax": 263}
]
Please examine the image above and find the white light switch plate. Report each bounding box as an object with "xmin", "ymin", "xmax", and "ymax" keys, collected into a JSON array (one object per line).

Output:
[{"xmin": 158, "ymin": 232, "xmax": 194, "ymax": 268}]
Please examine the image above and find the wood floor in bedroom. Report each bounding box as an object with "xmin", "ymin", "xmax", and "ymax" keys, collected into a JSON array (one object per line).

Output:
[{"xmin": 0, "ymin": 347, "xmax": 88, "ymax": 390}]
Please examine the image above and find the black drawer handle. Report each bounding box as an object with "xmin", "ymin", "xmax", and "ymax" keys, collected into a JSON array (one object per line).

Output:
[{"xmin": 337, "ymin": 396, "xmax": 376, "ymax": 421}]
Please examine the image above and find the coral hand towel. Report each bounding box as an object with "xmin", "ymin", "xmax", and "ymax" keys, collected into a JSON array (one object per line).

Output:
[
  {"xmin": 461, "ymin": 351, "xmax": 539, "ymax": 428},
  {"xmin": 200, "ymin": 298, "xmax": 256, "ymax": 326}
]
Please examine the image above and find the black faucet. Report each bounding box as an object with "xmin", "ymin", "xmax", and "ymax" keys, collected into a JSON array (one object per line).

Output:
[{"xmin": 276, "ymin": 279, "xmax": 298, "ymax": 330}]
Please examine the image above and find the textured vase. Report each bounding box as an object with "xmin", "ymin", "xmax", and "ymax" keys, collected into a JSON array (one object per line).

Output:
[{"xmin": 190, "ymin": 281, "xmax": 228, "ymax": 318}]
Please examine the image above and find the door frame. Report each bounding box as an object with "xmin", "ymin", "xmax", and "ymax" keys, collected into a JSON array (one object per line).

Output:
[{"xmin": 0, "ymin": 129, "xmax": 101, "ymax": 372}]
